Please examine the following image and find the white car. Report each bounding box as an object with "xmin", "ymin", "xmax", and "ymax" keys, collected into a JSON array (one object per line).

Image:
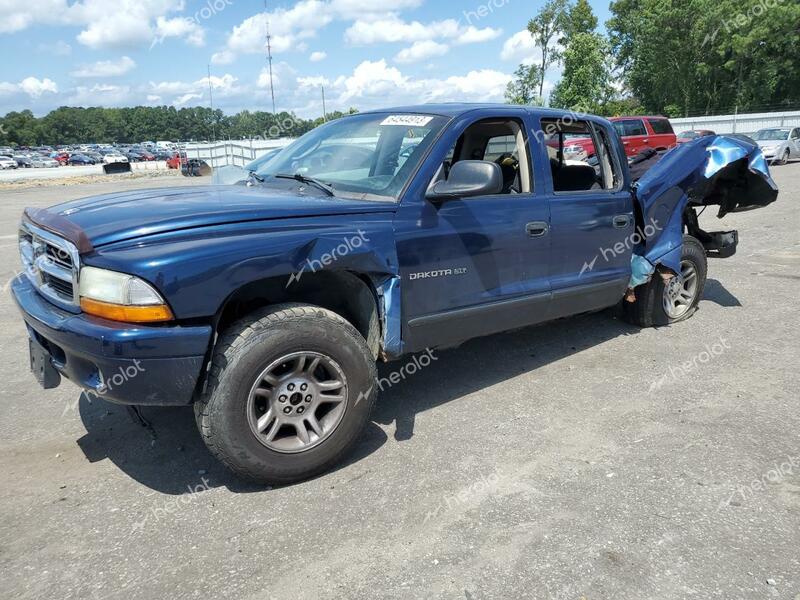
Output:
[
  {"xmin": 103, "ymin": 153, "xmax": 129, "ymax": 164},
  {"xmin": 0, "ymin": 156, "xmax": 18, "ymax": 170}
]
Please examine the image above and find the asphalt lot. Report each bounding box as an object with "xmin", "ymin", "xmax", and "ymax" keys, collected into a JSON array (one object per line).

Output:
[{"xmin": 0, "ymin": 166, "xmax": 798, "ymax": 600}]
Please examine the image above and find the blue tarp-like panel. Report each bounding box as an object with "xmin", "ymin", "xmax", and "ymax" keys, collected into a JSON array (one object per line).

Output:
[{"xmin": 633, "ymin": 135, "xmax": 778, "ymax": 272}]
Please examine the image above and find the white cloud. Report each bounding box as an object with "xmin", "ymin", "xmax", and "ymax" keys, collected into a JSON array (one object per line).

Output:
[
  {"xmin": 174, "ymin": 93, "xmax": 203, "ymax": 107},
  {"xmin": 1, "ymin": 1, "xmax": 207, "ymax": 50},
  {"xmin": 68, "ymin": 83, "xmax": 131, "ymax": 106},
  {"xmin": 309, "ymin": 60, "xmax": 511, "ymax": 112},
  {"xmin": 345, "ymin": 15, "xmax": 500, "ymax": 46},
  {"xmin": 211, "ymin": 50, "xmax": 236, "ymax": 65},
  {"xmin": 0, "ymin": 77, "xmax": 59, "ymax": 98},
  {"xmin": 309, "ymin": 51, "xmax": 327, "ymax": 62},
  {"xmin": 500, "ymin": 30, "xmax": 539, "ymax": 63},
  {"xmin": 71, "ymin": 56, "xmax": 136, "ymax": 78},
  {"xmin": 151, "ymin": 16, "xmax": 205, "ymax": 48},
  {"xmin": 394, "ymin": 40, "xmax": 448, "ymax": 64},
  {"xmin": 146, "ymin": 94, "xmax": 162, "ymax": 103},
  {"xmin": 220, "ymin": 0, "xmax": 428, "ymax": 60}
]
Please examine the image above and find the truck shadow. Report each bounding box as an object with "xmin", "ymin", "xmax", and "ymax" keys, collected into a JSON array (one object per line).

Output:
[{"xmin": 74, "ymin": 290, "xmax": 736, "ymax": 494}]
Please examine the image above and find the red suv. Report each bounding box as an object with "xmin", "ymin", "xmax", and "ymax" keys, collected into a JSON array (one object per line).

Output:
[{"xmin": 562, "ymin": 116, "xmax": 677, "ymax": 160}]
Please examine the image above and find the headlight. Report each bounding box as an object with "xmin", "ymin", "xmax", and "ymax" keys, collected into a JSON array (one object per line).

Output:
[{"xmin": 78, "ymin": 266, "xmax": 173, "ymax": 323}]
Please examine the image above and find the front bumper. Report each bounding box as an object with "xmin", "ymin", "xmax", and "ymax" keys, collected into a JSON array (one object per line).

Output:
[{"xmin": 12, "ymin": 275, "xmax": 212, "ymax": 406}]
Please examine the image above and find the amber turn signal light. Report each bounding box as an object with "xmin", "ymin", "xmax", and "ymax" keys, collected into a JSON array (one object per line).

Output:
[{"xmin": 80, "ymin": 297, "xmax": 174, "ymax": 323}]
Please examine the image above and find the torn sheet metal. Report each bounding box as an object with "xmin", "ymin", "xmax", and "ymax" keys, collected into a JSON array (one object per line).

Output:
[{"xmin": 633, "ymin": 135, "xmax": 778, "ymax": 273}]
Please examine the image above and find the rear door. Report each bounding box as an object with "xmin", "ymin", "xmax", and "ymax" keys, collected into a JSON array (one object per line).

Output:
[
  {"xmin": 613, "ymin": 119, "xmax": 649, "ymax": 156},
  {"xmin": 537, "ymin": 116, "xmax": 633, "ymax": 318},
  {"xmin": 646, "ymin": 118, "xmax": 677, "ymax": 151},
  {"xmin": 790, "ymin": 128, "xmax": 800, "ymax": 158}
]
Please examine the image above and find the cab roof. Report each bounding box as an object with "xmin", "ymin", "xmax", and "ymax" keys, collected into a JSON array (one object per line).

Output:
[{"xmin": 360, "ymin": 103, "xmax": 607, "ymax": 120}]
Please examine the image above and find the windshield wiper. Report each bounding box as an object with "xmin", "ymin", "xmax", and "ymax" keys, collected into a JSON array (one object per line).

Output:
[{"xmin": 274, "ymin": 173, "xmax": 335, "ymax": 196}]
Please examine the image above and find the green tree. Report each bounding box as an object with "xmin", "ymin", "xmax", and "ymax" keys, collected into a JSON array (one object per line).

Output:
[
  {"xmin": 505, "ymin": 64, "xmax": 544, "ymax": 105},
  {"xmin": 607, "ymin": 0, "xmax": 800, "ymax": 116},
  {"xmin": 549, "ymin": 0, "xmax": 610, "ymax": 113},
  {"xmin": 527, "ymin": 0, "xmax": 570, "ymax": 101}
]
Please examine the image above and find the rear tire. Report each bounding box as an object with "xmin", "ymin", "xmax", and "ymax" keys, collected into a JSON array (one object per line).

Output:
[
  {"xmin": 195, "ymin": 303, "xmax": 377, "ymax": 485},
  {"xmin": 624, "ymin": 235, "xmax": 707, "ymax": 327}
]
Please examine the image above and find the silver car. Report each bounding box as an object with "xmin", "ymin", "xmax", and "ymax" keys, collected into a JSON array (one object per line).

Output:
[
  {"xmin": 752, "ymin": 127, "xmax": 800, "ymax": 165},
  {"xmin": 30, "ymin": 156, "xmax": 60, "ymax": 168}
]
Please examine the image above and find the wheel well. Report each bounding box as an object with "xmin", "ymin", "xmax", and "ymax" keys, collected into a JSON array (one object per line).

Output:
[{"xmin": 213, "ymin": 270, "xmax": 382, "ymax": 359}]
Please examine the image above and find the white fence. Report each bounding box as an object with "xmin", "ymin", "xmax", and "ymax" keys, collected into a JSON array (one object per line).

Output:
[
  {"xmin": 669, "ymin": 110, "xmax": 800, "ymax": 135},
  {"xmin": 182, "ymin": 138, "xmax": 294, "ymax": 168}
]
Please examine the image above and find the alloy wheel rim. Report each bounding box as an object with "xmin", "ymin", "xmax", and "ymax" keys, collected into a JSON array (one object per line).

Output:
[
  {"xmin": 662, "ymin": 260, "xmax": 699, "ymax": 319},
  {"xmin": 246, "ymin": 351, "xmax": 348, "ymax": 453}
]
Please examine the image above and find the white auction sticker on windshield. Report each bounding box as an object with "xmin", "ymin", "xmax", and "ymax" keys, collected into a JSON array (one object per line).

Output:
[{"xmin": 380, "ymin": 115, "xmax": 434, "ymax": 127}]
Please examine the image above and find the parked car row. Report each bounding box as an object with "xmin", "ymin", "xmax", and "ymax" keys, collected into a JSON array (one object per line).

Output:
[{"xmin": 0, "ymin": 140, "xmax": 183, "ymax": 170}]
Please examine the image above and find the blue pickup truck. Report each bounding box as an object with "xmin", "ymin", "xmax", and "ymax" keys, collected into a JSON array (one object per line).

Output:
[{"xmin": 13, "ymin": 104, "xmax": 777, "ymax": 484}]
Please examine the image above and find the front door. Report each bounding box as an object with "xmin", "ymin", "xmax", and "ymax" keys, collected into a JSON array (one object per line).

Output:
[{"xmin": 394, "ymin": 110, "xmax": 551, "ymax": 352}]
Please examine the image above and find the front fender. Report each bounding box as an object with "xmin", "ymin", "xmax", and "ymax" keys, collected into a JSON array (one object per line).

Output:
[
  {"xmin": 84, "ymin": 215, "xmax": 401, "ymax": 338},
  {"xmin": 634, "ymin": 135, "xmax": 778, "ymax": 271}
]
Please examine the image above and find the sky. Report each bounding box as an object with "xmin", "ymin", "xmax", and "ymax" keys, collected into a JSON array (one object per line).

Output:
[{"xmin": 0, "ymin": 0, "xmax": 612, "ymax": 119}]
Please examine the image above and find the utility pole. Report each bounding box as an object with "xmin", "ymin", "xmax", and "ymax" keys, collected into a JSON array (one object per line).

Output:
[
  {"xmin": 207, "ymin": 64, "xmax": 216, "ymax": 143},
  {"xmin": 321, "ymin": 85, "xmax": 327, "ymax": 122},
  {"xmin": 264, "ymin": 1, "xmax": 276, "ymax": 114}
]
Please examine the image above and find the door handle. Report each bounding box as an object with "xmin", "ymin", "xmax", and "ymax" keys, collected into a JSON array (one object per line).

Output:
[
  {"xmin": 613, "ymin": 215, "xmax": 632, "ymax": 229},
  {"xmin": 642, "ymin": 139, "xmax": 649, "ymax": 143},
  {"xmin": 526, "ymin": 221, "xmax": 549, "ymax": 237}
]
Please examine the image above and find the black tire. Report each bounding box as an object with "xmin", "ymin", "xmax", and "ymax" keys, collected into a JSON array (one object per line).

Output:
[
  {"xmin": 195, "ymin": 303, "xmax": 377, "ymax": 485},
  {"xmin": 624, "ymin": 235, "xmax": 707, "ymax": 327},
  {"xmin": 781, "ymin": 149, "xmax": 790, "ymax": 165}
]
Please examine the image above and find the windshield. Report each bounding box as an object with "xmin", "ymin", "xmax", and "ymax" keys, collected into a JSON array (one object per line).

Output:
[
  {"xmin": 255, "ymin": 112, "xmax": 448, "ymax": 201},
  {"xmin": 753, "ymin": 129, "xmax": 789, "ymax": 141},
  {"xmin": 679, "ymin": 131, "xmax": 699, "ymax": 139}
]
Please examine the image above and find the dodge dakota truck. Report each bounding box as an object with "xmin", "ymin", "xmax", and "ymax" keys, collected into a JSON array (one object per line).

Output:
[{"xmin": 12, "ymin": 104, "xmax": 777, "ymax": 484}]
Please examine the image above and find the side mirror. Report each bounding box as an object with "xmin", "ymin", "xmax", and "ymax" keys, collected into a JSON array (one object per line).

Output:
[{"xmin": 426, "ymin": 160, "xmax": 503, "ymax": 201}]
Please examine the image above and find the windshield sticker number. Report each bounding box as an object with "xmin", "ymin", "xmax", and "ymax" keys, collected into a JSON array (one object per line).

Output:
[{"xmin": 381, "ymin": 115, "xmax": 434, "ymax": 127}]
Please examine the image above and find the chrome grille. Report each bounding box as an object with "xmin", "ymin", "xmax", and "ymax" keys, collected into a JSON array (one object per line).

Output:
[{"xmin": 19, "ymin": 222, "xmax": 81, "ymax": 311}]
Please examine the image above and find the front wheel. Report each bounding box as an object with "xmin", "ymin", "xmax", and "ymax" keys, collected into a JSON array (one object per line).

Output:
[
  {"xmin": 194, "ymin": 304, "xmax": 377, "ymax": 485},
  {"xmin": 624, "ymin": 235, "xmax": 707, "ymax": 327},
  {"xmin": 780, "ymin": 149, "xmax": 790, "ymax": 165}
]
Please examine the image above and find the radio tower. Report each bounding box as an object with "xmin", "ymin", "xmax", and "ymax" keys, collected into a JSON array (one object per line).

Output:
[{"xmin": 264, "ymin": 1, "xmax": 276, "ymax": 114}]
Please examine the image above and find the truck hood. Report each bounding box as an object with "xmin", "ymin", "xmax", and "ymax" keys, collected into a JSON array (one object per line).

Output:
[{"xmin": 38, "ymin": 185, "xmax": 397, "ymax": 249}]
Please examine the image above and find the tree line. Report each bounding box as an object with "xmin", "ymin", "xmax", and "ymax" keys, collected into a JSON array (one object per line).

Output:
[
  {"xmin": 0, "ymin": 106, "xmax": 357, "ymax": 147},
  {"xmin": 506, "ymin": 0, "xmax": 800, "ymax": 117}
]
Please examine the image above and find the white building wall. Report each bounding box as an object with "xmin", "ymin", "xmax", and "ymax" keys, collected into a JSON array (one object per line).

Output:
[{"xmin": 669, "ymin": 111, "xmax": 800, "ymax": 135}]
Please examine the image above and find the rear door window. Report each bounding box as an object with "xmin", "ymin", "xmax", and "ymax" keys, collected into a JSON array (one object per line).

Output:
[
  {"xmin": 613, "ymin": 119, "xmax": 647, "ymax": 137},
  {"xmin": 648, "ymin": 119, "xmax": 674, "ymax": 135}
]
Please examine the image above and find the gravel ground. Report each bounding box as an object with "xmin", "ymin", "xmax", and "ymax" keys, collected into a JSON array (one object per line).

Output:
[
  {"xmin": 0, "ymin": 161, "xmax": 176, "ymax": 187},
  {"xmin": 0, "ymin": 166, "xmax": 798, "ymax": 600}
]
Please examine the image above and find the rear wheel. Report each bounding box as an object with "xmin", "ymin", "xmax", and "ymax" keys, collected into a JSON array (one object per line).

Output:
[
  {"xmin": 194, "ymin": 304, "xmax": 377, "ymax": 485},
  {"xmin": 624, "ymin": 235, "xmax": 707, "ymax": 327}
]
